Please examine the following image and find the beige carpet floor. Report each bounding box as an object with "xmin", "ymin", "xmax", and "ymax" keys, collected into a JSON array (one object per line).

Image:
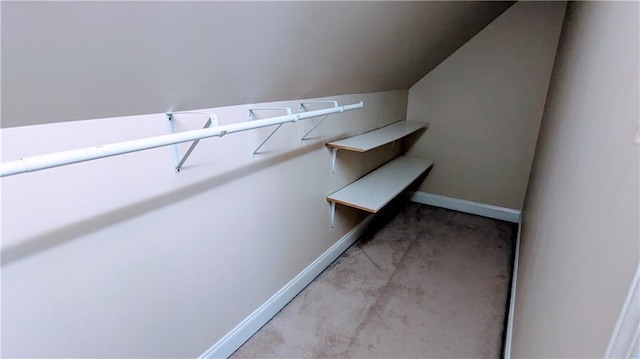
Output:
[{"xmin": 232, "ymin": 203, "xmax": 516, "ymax": 358}]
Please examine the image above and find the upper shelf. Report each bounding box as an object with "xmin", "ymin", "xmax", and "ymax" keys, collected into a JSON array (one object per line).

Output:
[{"xmin": 326, "ymin": 120, "xmax": 427, "ymax": 153}]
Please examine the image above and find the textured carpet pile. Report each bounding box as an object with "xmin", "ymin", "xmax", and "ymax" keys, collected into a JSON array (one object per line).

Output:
[{"xmin": 232, "ymin": 203, "xmax": 515, "ymax": 358}]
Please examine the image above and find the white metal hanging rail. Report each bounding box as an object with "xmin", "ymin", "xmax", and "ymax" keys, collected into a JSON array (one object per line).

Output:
[{"xmin": 0, "ymin": 101, "xmax": 364, "ymax": 177}]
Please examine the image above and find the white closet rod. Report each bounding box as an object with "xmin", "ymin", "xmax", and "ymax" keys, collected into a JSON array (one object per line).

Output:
[{"xmin": 0, "ymin": 101, "xmax": 364, "ymax": 177}]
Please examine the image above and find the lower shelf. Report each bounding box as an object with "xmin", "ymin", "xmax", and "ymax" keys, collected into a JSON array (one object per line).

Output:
[{"xmin": 327, "ymin": 156, "xmax": 434, "ymax": 214}]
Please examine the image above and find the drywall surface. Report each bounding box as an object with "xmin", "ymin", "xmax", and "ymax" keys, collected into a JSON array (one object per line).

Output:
[
  {"xmin": 511, "ymin": 1, "xmax": 639, "ymax": 356},
  {"xmin": 406, "ymin": 1, "xmax": 566, "ymax": 210},
  {"xmin": 0, "ymin": 1, "xmax": 513, "ymax": 128},
  {"xmin": 1, "ymin": 90, "xmax": 409, "ymax": 357}
]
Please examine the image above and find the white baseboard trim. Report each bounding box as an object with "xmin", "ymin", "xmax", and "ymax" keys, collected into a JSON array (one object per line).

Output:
[
  {"xmin": 606, "ymin": 263, "xmax": 640, "ymax": 358},
  {"xmin": 199, "ymin": 214, "xmax": 376, "ymax": 359},
  {"xmin": 410, "ymin": 192, "xmax": 521, "ymax": 223},
  {"xmin": 503, "ymin": 219, "xmax": 522, "ymax": 359}
]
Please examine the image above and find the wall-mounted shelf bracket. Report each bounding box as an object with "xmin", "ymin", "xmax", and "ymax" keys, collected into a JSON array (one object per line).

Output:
[
  {"xmin": 330, "ymin": 201, "xmax": 336, "ymax": 228},
  {"xmin": 248, "ymin": 107, "xmax": 293, "ymax": 156},
  {"xmin": 331, "ymin": 147, "xmax": 339, "ymax": 173},
  {"xmin": 299, "ymin": 101, "xmax": 340, "ymax": 141},
  {"xmin": 166, "ymin": 111, "xmax": 219, "ymax": 172}
]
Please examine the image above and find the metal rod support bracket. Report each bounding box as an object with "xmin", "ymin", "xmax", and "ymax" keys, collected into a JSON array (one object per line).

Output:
[
  {"xmin": 298, "ymin": 100, "xmax": 339, "ymax": 112},
  {"xmin": 248, "ymin": 107, "xmax": 293, "ymax": 156},
  {"xmin": 248, "ymin": 107, "xmax": 292, "ymax": 120},
  {"xmin": 299, "ymin": 101, "xmax": 340, "ymax": 141},
  {"xmin": 166, "ymin": 111, "xmax": 219, "ymax": 172}
]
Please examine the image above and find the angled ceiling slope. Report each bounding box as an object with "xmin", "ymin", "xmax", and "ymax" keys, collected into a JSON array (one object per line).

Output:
[{"xmin": 1, "ymin": 1, "xmax": 513, "ymax": 128}]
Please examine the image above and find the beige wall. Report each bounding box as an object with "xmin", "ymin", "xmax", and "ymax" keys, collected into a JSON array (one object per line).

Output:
[
  {"xmin": 1, "ymin": 90, "xmax": 407, "ymax": 357},
  {"xmin": 1, "ymin": 1, "xmax": 511, "ymax": 128},
  {"xmin": 406, "ymin": 1, "xmax": 566, "ymax": 210},
  {"xmin": 511, "ymin": 1, "xmax": 639, "ymax": 357}
]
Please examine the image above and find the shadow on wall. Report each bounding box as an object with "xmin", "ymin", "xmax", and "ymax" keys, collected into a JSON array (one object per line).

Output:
[
  {"xmin": 1, "ymin": 140, "xmax": 331, "ymax": 266},
  {"xmin": 402, "ymin": 127, "xmax": 428, "ymax": 153}
]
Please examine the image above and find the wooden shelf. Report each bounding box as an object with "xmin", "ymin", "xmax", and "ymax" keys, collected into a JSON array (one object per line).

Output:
[
  {"xmin": 327, "ymin": 120, "xmax": 427, "ymax": 153},
  {"xmin": 327, "ymin": 156, "xmax": 433, "ymax": 214}
]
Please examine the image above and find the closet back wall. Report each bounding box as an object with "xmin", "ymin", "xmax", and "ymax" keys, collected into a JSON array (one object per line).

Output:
[{"xmin": 406, "ymin": 2, "xmax": 566, "ymax": 210}]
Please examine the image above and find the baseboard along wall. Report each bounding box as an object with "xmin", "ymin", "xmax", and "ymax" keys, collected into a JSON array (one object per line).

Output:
[
  {"xmin": 199, "ymin": 214, "xmax": 376, "ymax": 359},
  {"xmin": 605, "ymin": 263, "xmax": 640, "ymax": 358},
  {"xmin": 503, "ymin": 218, "xmax": 522, "ymax": 359},
  {"xmin": 410, "ymin": 191, "xmax": 521, "ymax": 223}
]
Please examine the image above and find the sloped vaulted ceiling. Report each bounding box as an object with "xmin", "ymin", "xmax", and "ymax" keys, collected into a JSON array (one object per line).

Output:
[{"xmin": 1, "ymin": 1, "xmax": 513, "ymax": 127}]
